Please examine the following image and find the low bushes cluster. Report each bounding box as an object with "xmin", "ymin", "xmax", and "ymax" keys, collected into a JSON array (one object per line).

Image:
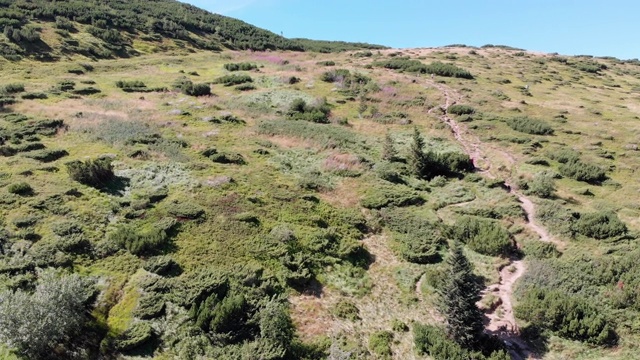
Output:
[
  {"xmin": 413, "ymin": 323, "xmax": 509, "ymax": 360},
  {"xmin": 7, "ymin": 182, "xmax": 33, "ymax": 195},
  {"xmin": 23, "ymin": 149, "xmax": 68, "ymax": 162},
  {"xmin": 360, "ymin": 184, "xmax": 423, "ymax": 209},
  {"xmin": 447, "ymin": 104, "xmax": 475, "ymax": 115},
  {"xmin": 373, "ymin": 58, "xmax": 473, "ymax": 79},
  {"xmin": 257, "ymin": 120, "xmax": 364, "ymax": 151},
  {"xmin": 213, "ymin": 74, "xmax": 253, "ymax": 86},
  {"xmin": 572, "ymin": 211, "xmax": 626, "ymax": 239},
  {"xmin": 223, "ymin": 62, "xmax": 257, "ymax": 71},
  {"xmin": 515, "ymin": 287, "xmax": 617, "ymax": 345},
  {"xmin": 558, "ymin": 159, "xmax": 606, "ymax": 183},
  {"xmin": 379, "ymin": 207, "xmax": 444, "ymax": 264}
]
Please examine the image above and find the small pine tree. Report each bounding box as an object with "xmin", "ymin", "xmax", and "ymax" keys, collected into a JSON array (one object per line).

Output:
[
  {"xmin": 438, "ymin": 242, "xmax": 484, "ymax": 349},
  {"xmin": 381, "ymin": 132, "xmax": 397, "ymax": 161},
  {"xmin": 408, "ymin": 127, "xmax": 426, "ymax": 177}
]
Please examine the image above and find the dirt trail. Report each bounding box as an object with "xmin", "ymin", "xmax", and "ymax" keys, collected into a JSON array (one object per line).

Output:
[{"xmin": 425, "ymin": 79, "xmax": 559, "ymax": 359}]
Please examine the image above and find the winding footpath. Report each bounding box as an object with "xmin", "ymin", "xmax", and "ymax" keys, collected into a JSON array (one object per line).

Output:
[{"xmin": 425, "ymin": 79, "xmax": 560, "ymax": 359}]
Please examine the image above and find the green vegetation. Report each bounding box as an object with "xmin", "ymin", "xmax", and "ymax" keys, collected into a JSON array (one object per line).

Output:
[
  {"xmin": 223, "ymin": 62, "xmax": 257, "ymax": 71},
  {"xmin": 374, "ymin": 58, "xmax": 473, "ymax": 79},
  {"xmin": 448, "ymin": 216, "xmax": 514, "ymax": 256},
  {"xmin": 66, "ymin": 157, "xmax": 115, "ymax": 188},
  {"xmin": 506, "ymin": 116, "xmax": 554, "ymax": 135}
]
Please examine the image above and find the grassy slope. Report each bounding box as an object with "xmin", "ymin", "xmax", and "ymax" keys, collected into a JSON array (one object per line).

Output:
[{"xmin": 0, "ymin": 46, "xmax": 639, "ymax": 359}]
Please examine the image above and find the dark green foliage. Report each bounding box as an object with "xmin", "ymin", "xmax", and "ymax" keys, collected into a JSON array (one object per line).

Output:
[
  {"xmin": 286, "ymin": 98, "xmax": 331, "ymax": 123},
  {"xmin": 361, "ymin": 184, "xmax": 423, "ymax": 209},
  {"xmin": 23, "ymin": 149, "xmax": 68, "ymax": 162},
  {"xmin": 208, "ymin": 152, "xmax": 246, "ymax": 165},
  {"xmin": 369, "ymin": 331, "xmax": 393, "ymax": 358},
  {"xmin": 525, "ymin": 172, "xmax": 556, "ymax": 198},
  {"xmin": 331, "ymin": 299, "xmax": 359, "ymax": 320},
  {"xmin": 447, "ymin": 104, "xmax": 475, "ymax": 115},
  {"xmin": 21, "ymin": 92, "xmax": 47, "ymax": 99},
  {"xmin": 224, "ymin": 62, "xmax": 257, "ymax": 71},
  {"xmin": 414, "ymin": 323, "xmax": 470, "ymax": 359},
  {"xmin": 213, "ymin": 74, "xmax": 253, "ymax": 86},
  {"xmin": 374, "ymin": 58, "xmax": 473, "ymax": 79},
  {"xmin": 320, "ymin": 68, "xmax": 351, "ymax": 83},
  {"xmin": 558, "ymin": 159, "xmax": 606, "ymax": 183},
  {"xmin": 7, "ymin": 182, "xmax": 33, "ymax": 195},
  {"xmin": 379, "ymin": 208, "xmax": 443, "ymax": 264},
  {"xmin": 438, "ymin": 242, "xmax": 484, "ymax": 349},
  {"xmin": 108, "ymin": 222, "xmax": 172, "ymax": 256},
  {"xmin": 1, "ymin": 83, "xmax": 25, "ymax": 94},
  {"xmin": 515, "ymin": 287, "xmax": 617, "ymax": 345},
  {"xmin": 144, "ymin": 255, "xmax": 179, "ymax": 276},
  {"xmin": 71, "ymin": 87, "xmax": 101, "ymax": 95},
  {"xmin": 381, "ymin": 132, "xmax": 398, "ymax": 161},
  {"xmin": 448, "ymin": 216, "xmax": 514, "ymax": 256},
  {"xmin": 167, "ymin": 201, "xmax": 205, "ymax": 220},
  {"xmin": 408, "ymin": 128, "xmax": 474, "ymax": 179},
  {"xmin": 316, "ymin": 60, "xmax": 335, "ymax": 66},
  {"xmin": 572, "ymin": 211, "xmax": 626, "ymax": 239},
  {"xmin": 173, "ymin": 77, "xmax": 211, "ymax": 96},
  {"xmin": 522, "ymin": 241, "xmax": 560, "ymax": 259},
  {"xmin": 56, "ymin": 80, "xmax": 76, "ymax": 92},
  {"xmin": 506, "ymin": 116, "xmax": 554, "ymax": 135},
  {"xmin": 115, "ymin": 80, "xmax": 146, "ymax": 91},
  {"xmin": 135, "ymin": 292, "xmax": 166, "ymax": 319},
  {"xmin": 292, "ymin": 38, "xmax": 387, "ymax": 53},
  {"xmin": 65, "ymin": 157, "xmax": 115, "ymax": 188},
  {"xmin": 114, "ymin": 322, "xmax": 155, "ymax": 351}
]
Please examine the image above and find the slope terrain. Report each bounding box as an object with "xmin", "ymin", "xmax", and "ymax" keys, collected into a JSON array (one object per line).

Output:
[{"xmin": 1, "ymin": 4, "xmax": 640, "ymax": 360}]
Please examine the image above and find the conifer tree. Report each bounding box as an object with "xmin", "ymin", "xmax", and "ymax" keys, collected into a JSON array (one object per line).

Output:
[
  {"xmin": 438, "ymin": 242, "xmax": 485, "ymax": 349},
  {"xmin": 382, "ymin": 132, "xmax": 397, "ymax": 161},
  {"xmin": 408, "ymin": 127, "xmax": 426, "ymax": 177}
]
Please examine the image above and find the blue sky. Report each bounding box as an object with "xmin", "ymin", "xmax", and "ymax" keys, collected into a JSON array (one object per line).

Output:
[{"xmin": 183, "ymin": 1, "xmax": 639, "ymax": 59}]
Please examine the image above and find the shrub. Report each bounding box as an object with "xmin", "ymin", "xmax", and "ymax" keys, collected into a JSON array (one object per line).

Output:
[
  {"xmin": 380, "ymin": 208, "xmax": 444, "ymax": 264},
  {"xmin": 558, "ymin": 159, "xmax": 606, "ymax": 183},
  {"xmin": 256, "ymin": 119, "xmax": 363, "ymax": 151},
  {"xmin": 209, "ymin": 152, "xmax": 246, "ymax": 165},
  {"xmin": 65, "ymin": 157, "xmax": 115, "ymax": 188},
  {"xmin": 526, "ymin": 172, "xmax": 556, "ymax": 198},
  {"xmin": 572, "ymin": 211, "xmax": 626, "ymax": 239},
  {"xmin": 23, "ymin": 149, "xmax": 68, "ymax": 162},
  {"xmin": 361, "ymin": 184, "xmax": 423, "ymax": 209},
  {"xmin": 369, "ymin": 331, "xmax": 393, "ymax": 358},
  {"xmin": 108, "ymin": 223, "xmax": 171, "ymax": 256},
  {"xmin": 167, "ymin": 201, "xmax": 205, "ymax": 220},
  {"xmin": 447, "ymin": 104, "xmax": 475, "ymax": 115},
  {"xmin": 0, "ymin": 270, "xmax": 93, "ymax": 359},
  {"xmin": 235, "ymin": 83, "xmax": 256, "ymax": 91},
  {"xmin": 413, "ymin": 323, "xmax": 470, "ymax": 359},
  {"xmin": 21, "ymin": 92, "xmax": 47, "ymax": 100},
  {"xmin": 331, "ymin": 299, "xmax": 359, "ymax": 321},
  {"xmin": 1, "ymin": 83, "xmax": 25, "ymax": 94},
  {"xmin": 224, "ymin": 62, "xmax": 257, "ymax": 71},
  {"xmin": 515, "ymin": 287, "xmax": 617, "ymax": 345},
  {"xmin": 114, "ymin": 322, "xmax": 155, "ymax": 351},
  {"xmin": 213, "ymin": 74, "xmax": 253, "ymax": 86},
  {"xmin": 173, "ymin": 77, "xmax": 211, "ymax": 96},
  {"xmin": 72, "ymin": 87, "xmax": 101, "ymax": 95},
  {"xmin": 316, "ymin": 60, "xmax": 335, "ymax": 66},
  {"xmin": 286, "ymin": 98, "xmax": 331, "ymax": 123},
  {"xmin": 448, "ymin": 216, "xmax": 513, "ymax": 256},
  {"xmin": 7, "ymin": 182, "xmax": 33, "ymax": 195},
  {"xmin": 523, "ymin": 241, "xmax": 561, "ymax": 259},
  {"xmin": 506, "ymin": 117, "xmax": 554, "ymax": 135}
]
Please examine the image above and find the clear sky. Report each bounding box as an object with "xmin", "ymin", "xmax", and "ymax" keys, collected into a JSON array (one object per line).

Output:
[{"xmin": 183, "ymin": 0, "xmax": 639, "ymax": 59}]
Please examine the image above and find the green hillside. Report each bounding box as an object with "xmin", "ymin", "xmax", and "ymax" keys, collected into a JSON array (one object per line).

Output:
[
  {"xmin": 0, "ymin": 0, "xmax": 386, "ymax": 61},
  {"xmin": 1, "ymin": 2, "xmax": 640, "ymax": 360}
]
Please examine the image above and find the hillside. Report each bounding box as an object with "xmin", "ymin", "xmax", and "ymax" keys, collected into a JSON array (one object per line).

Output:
[
  {"xmin": 1, "ymin": 3, "xmax": 640, "ymax": 360},
  {"xmin": 0, "ymin": 0, "xmax": 386, "ymax": 61}
]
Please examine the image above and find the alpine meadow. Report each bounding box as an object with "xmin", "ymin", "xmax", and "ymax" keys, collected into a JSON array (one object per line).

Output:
[{"xmin": 0, "ymin": 1, "xmax": 640, "ymax": 359}]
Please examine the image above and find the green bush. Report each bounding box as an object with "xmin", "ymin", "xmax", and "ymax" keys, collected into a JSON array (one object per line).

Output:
[
  {"xmin": 114, "ymin": 322, "xmax": 155, "ymax": 351},
  {"xmin": 1, "ymin": 83, "xmax": 25, "ymax": 94},
  {"xmin": 286, "ymin": 98, "xmax": 331, "ymax": 123},
  {"xmin": 224, "ymin": 62, "xmax": 257, "ymax": 71},
  {"xmin": 108, "ymin": 223, "xmax": 171, "ymax": 256},
  {"xmin": 369, "ymin": 331, "xmax": 393, "ymax": 358},
  {"xmin": 448, "ymin": 216, "xmax": 513, "ymax": 256},
  {"xmin": 65, "ymin": 157, "xmax": 115, "ymax": 188},
  {"xmin": 167, "ymin": 201, "xmax": 205, "ymax": 220},
  {"xmin": 526, "ymin": 172, "xmax": 556, "ymax": 198},
  {"xmin": 506, "ymin": 116, "xmax": 554, "ymax": 135},
  {"xmin": 213, "ymin": 74, "xmax": 253, "ymax": 86},
  {"xmin": 361, "ymin": 184, "xmax": 423, "ymax": 209},
  {"xmin": 572, "ymin": 211, "xmax": 626, "ymax": 239},
  {"xmin": 523, "ymin": 241, "xmax": 560, "ymax": 259},
  {"xmin": 235, "ymin": 83, "xmax": 256, "ymax": 91},
  {"xmin": 379, "ymin": 208, "xmax": 444, "ymax": 264},
  {"xmin": 331, "ymin": 299, "xmax": 359, "ymax": 321},
  {"xmin": 7, "ymin": 182, "xmax": 33, "ymax": 195},
  {"xmin": 173, "ymin": 77, "xmax": 211, "ymax": 96},
  {"xmin": 515, "ymin": 287, "xmax": 617, "ymax": 345},
  {"xmin": 447, "ymin": 104, "xmax": 475, "ymax": 115},
  {"xmin": 21, "ymin": 92, "xmax": 47, "ymax": 100},
  {"xmin": 559, "ymin": 159, "xmax": 606, "ymax": 183},
  {"xmin": 373, "ymin": 59, "xmax": 473, "ymax": 79},
  {"xmin": 23, "ymin": 149, "xmax": 69, "ymax": 162},
  {"xmin": 316, "ymin": 60, "xmax": 335, "ymax": 66},
  {"xmin": 413, "ymin": 323, "xmax": 470, "ymax": 359}
]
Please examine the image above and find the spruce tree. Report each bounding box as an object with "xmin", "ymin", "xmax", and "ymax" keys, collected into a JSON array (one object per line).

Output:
[
  {"xmin": 438, "ymin": 241, "xmax": 485, "ymax": 349},
  {"xmin": 408, "ymin": 126, "xmax": 426, "ymax": 177},
  {"xmin": 381, "ymin": 132, "xmax": 397, "ymax": 161}
]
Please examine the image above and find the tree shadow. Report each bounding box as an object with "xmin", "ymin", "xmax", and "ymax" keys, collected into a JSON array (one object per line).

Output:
[{"xmin": 101, "ymin": 176, "xmax": 130, "ymax": 196}]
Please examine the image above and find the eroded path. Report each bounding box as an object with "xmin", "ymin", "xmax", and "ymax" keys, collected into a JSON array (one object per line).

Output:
[{"xmin": 426, "ymin": 79, "xmax": 560, "ymax": 359}]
